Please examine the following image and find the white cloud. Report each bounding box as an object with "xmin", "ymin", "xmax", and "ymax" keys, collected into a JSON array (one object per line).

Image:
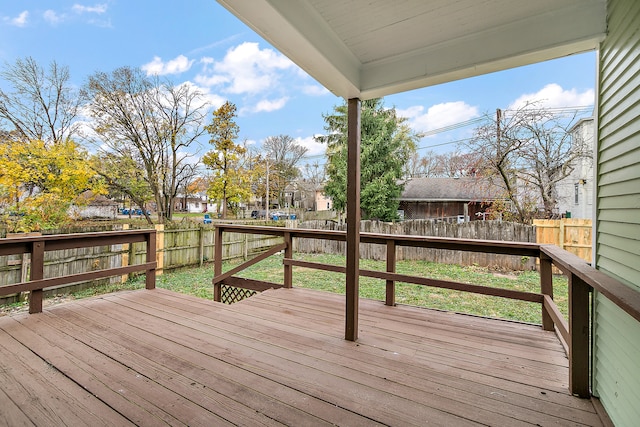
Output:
[
  {"xmin": 253, "ymin": 97, "xmax": 289, "ymax": 113},
  {"xmin": 43, "ymin": 10, "xmax": 63, "ymax": 25},
  {"xmin": 509, "ymin": 83, "xmax": 595, "ymax": 110},
  {"xmin": 142, "ymin": 55, "xmax": 194, "ymax": 76},
  {"xmin": 195, "ymin": 42, "xmax": 295, "ymax": 95},
  {"xmin": 7, "ymin": 11, "xmax": 29, "ymax": 27},
  {"xmin": 295, "ymin": 136, "xmax": 326, "ymax": 157},
  {"xmin": 72, "ymin": 4, "xmax": 108, "ymax": 14},
  {"xmin": 301, "ymin": 84, "xmax": 330, "ymax": 96},
  {"xmin": 398, "ymin": 101, "xmax": 479, "ymax": 134}
]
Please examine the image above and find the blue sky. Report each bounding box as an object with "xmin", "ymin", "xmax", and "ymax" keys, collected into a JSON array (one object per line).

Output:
[{"xmin": 0, "ymin": 1, "xmax": 596, "ymax": 167}]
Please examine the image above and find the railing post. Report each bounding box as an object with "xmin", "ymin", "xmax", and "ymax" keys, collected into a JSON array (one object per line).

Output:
[
  {"xmin": 569, "ymin": 272, "xmax": 590, "ymax": 398},
  {"xmin": 145, "ymin": 231, "xmax": 156, "ymax": 290},
  {"xmin": 213, "ymin": 226, "xmax": 223, "ymax": 302},
  {"xmin": 283, "ymin": 231, "xmax": 292, "ymax": 288},
  {"xmin": 386, "ymin": 240, "xmax": 396, "ymax": 306},
  {"xmin": 540, "ymin": 252, "xmax": 554, "ymax": 331},
  {"xmin": 29, "ymin": 241, "xmax": 44, "ymax": 314}
]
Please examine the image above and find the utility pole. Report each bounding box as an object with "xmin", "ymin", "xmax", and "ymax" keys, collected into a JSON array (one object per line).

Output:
[
  {"xmin": 265, "ymin": 159, "xmax": 270, "ymax": 220},
  {"xmin": 496, "ymin": 108, "xmax": 502, "ymax": 145}
]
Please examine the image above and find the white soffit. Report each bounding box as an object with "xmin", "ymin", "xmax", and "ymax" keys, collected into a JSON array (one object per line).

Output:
[{"xmin": 217, "ymin": 0, "xmax": 607, "ymax": 99}]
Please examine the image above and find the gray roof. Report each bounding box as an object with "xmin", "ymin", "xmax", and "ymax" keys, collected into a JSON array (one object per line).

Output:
[{"xmin": 400, "ymin": 178, "xmax": 504, "ymax": 202}]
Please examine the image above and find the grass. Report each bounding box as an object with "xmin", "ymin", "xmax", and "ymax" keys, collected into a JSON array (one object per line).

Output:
[{"xmin": 1, "ymin": 253, "xmax": 568, "ymax": 324}]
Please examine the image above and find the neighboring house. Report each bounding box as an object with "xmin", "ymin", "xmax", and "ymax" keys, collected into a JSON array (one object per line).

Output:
[
  {"xmin": 175, "ymin": 194, "xmax": 208, "ymax": 213},
  {"xmin": 555, "ymin": 118, "xmax": 595, "ymax": 219},
  {"xmin": 399, "ymin": 177, "xmax": 504, "ymax": 221},
  {"xmin": 295, "ymin": 181, "xmax": 333, "ymax": 211},
  {"xmin": 70, "ymin": 193, "xmax": 118, "ymax": 219},
  {"xmin": 315, "ymin": 189, "xmax": 332, "ymax": 211}
]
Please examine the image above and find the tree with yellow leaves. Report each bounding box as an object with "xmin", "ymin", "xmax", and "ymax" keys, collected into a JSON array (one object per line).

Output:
[
  {"xmin": 202, "ymin": 101, "xmax": 254, "ymax": 219},
  {"xmin": 0, "ymin": 138, "xmax": 96, "ymax": 231}
]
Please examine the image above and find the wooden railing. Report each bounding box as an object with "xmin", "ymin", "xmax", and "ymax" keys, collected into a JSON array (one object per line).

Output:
[
  {"xmin": 0, "ymin": 230, "xmax": 157, "ymax": 313},
  {"xmin": 213, "ymin": 224, "xmax": 640, "ymax": 399}
]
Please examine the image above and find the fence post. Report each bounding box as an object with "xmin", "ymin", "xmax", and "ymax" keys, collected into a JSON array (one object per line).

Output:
[
  {"xmin": 121, "ymin": 224, "xmax": 130, "ymax": 283},
  {"xmin": 540, "ymin": 252, "xmax": 554, "ymax": 331},
  {"xmin": 569, "ymin": 272, "xmax": 590, "ymax": 397},
  {"xmin": 213, "ymin": 226, "xmax": 223, "ymax": 302},
  {"xmin": 154, "ymin": 224, "xmax": 164, "ymax": 276},
  {"xmin": 386, "ymin": 240, "xmax": 396, "ymax": 306},
  {"xmin": 145, "ymin": 231, "xmax": 156, "ymax": 290},
  {"xmin": 284, "ymin": 231, "xmax": 292, "ymax": 288},
  {"xmin": 29, "ymin": 241, "xmax": 44, "ymax": 314},
  {"xmin": 198, "ymin": 224, "xmax": 205, "ymax": 267}
]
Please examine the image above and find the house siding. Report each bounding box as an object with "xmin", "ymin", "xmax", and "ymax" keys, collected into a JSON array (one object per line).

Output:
[{"xmin": 594, "ymin": 0, "xmax": 640, "ymax": 424}]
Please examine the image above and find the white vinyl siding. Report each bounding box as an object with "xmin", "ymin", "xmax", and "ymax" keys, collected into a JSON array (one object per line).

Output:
[{"xmin": 593, "ymin": 0, "xmax": 640, "ymax": 424}]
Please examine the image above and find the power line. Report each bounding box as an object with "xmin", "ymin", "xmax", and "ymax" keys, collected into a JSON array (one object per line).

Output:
[{"xmin": 299, "ymin": 104, "xmax": 594, "ymax": 162}]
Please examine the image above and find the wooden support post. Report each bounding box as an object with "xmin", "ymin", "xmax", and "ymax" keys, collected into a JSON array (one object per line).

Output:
[
  {"xmin": 145, "ymin": 231, "xmax": 156, "ymax": 290},
  {"xmin": 283, "ymin": 231, "xmax": 292, "ymax": 288},
  {"xmin": 345, "ymin": 97, "xmax": 361, "ymax": 342},
  {"xmin": 213, "ymin": 226, "xmax": 223, "ymax": 302},
  {"xmin": 386, "ymin": 240, "xmax": 396, "ymax": 306},
  {"xmin": 540, "ymin": 253, "xmax": 554, "ymax": 331},
  {"xmin": 29, "ymin": 241, "xmax": 44, "ymax": 314},
  {"xmin": 569, "ymin": 273, "xmax": 591, "ymax": 397}
]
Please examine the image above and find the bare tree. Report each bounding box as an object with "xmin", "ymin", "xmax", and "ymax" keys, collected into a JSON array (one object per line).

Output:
[
  {"xmin": 466, "ymin": 102, "xmax": 590, "ymax": 222},
  {"xmin": 434, "ymin": 150, "xmax": 482, "ymax": 178},
  {"xmin": 263, "ymin": 135, "xmax": 308, "ymax": 208},
  {"xmin": 0, "ymin": 57, "xmax": 84, "ymax": 144},
  {"xmin": 85, "ymin": 67, "xmax": 208, "ymax": 223}
]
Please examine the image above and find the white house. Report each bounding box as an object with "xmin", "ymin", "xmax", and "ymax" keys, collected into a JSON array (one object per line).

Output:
[{"xmin": 556, "ymin": 118, "xmax": 595, "ymax": 219}]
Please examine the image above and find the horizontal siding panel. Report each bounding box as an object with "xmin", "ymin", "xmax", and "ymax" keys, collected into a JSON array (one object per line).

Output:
[
  {"xmin": 599, "ymin": 104, "xmax": 640, "ymax": 146},
  {"xmin": 599, "ymin": 0, "xmax": 640, "ymax": 89},
  {"xmin": 596, "ymin": 193, "xmax": 640, "ymax": 209},
  {"xmin": 598, "ymin": 177, "xmax": 640, "ymax": 197},
  {"xmin": 597, "ymin": 220, "xmax": 640, "ymax": 240},
  {"xmin": 597, "ymin": 162, "xmax": 640, "ymax": 185},
  {"xmin": 593, "ymin": 294, "xmax": 640, "ymax": 427},
  {"xmin": 599, "ymin": 90, "xmax": 640, "ymax": 141},
  {"xmin": 597, "ymin": 207, "xmax": 640, "ymax": 223},
  {"xmin": 596, "ymin": 255, "xmax": 639, "ymax": 287},
  {"xmin": 597, "ymin": 127, "xmax": 640, "ymax": 162},
  {"xmin": 599, "ymin": 65, "xmax": 640, "ymax": 115},
  {"xmin": 597, "ymin": 237, "xmax": 640, "ymax": 270}
]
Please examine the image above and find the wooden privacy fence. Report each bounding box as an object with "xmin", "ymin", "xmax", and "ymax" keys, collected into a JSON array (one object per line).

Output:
[
  {"xmin": 296, "ymin": 219, "xmax": 538, "ymax": 270},
  {"xmin": 534, "ymin": 219, "xmax": 592, "ymax": 263}
]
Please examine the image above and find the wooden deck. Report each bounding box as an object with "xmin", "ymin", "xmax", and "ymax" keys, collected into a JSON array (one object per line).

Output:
[{"xmin": 0, "ymin": 287, "xmax": 604, "ymax": 426}]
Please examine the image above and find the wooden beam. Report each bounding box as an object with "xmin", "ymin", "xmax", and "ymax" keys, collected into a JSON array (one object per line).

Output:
[
  {"xmin": 569, "ymin": 273, "xmax": 591, "ymax": 398},
  {"xmin": 386, "ymin": 240, "xmax": 396, "ymax": 306},
  {"xmin": 212, "ymin": 243, "xmax": 286, "ymax": 285},
  {"xmin": 283, "ymin": 232, "xmax": 292, "ymax": 288},
  {"xmin": 345, "ymin": 97, "xmax": 361, "ymax": 342},
  {"xmin": 28, "ymin": 241, "xmax": 44, "ymax": 314},
  {"xmin": 221, "ymin": 276, "xmax": 284, "ymax": 292},
  {"xmin": 540, "ymin": 253, "xmax": 554, "ymax": 331}
]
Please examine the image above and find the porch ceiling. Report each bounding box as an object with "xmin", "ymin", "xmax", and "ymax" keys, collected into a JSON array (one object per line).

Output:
[{"xmin": 217, "ymin": 0, "xmax": 607, "ymax": 99}]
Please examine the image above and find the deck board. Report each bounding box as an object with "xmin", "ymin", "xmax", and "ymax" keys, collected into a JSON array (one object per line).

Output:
[{"xmin": 0, "ymin": 287, "xmax": 604, "ymax": 426}]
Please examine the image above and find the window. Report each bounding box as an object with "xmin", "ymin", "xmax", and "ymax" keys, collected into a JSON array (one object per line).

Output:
[{"xmin": 574, "ymin": 183, "xmax": 579, "ymax": 205}]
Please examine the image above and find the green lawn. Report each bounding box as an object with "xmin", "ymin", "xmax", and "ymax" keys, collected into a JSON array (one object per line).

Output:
[{"xmin": 2, "ymin": 253, "xmax": 568, "ymax": 324}]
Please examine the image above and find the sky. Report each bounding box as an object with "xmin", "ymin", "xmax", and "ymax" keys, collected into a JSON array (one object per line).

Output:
[{"xmin": 0, "ymin": 1, "xmax": 597, "ymax": 169}]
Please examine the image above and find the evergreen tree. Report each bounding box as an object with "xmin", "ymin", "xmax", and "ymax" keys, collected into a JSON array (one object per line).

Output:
[{"xmin": 319, "ymin": 98, "xmax": 419, "ymax": 221}]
